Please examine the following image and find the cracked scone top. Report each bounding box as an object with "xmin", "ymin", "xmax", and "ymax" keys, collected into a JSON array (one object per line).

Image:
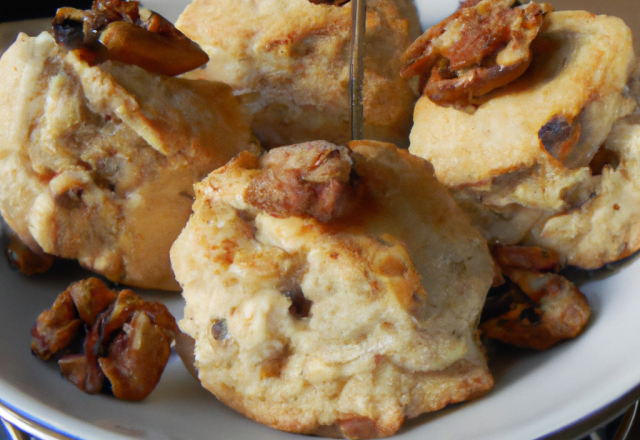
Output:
[
  {"xmin": 0, "ymin": 32, "xmax": 254, "ymax": 290},
  {"xmin": 170, "ymin": 140, "xmax": 494, "ymax": 438}
]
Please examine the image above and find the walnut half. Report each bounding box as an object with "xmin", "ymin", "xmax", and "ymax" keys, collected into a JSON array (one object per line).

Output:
[
  {"xmin": 245, "ymin": 141, "xmax": 362, "ymax": 223},
  {"xmin": 401, "ymin": 0, "xmax": 552, "ymax": 109}
]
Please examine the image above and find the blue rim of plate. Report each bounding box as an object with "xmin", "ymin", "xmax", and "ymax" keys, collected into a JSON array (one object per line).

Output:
[{"xmin": 0, "ymin": 396, "xmax": 78, "ymax": 440}]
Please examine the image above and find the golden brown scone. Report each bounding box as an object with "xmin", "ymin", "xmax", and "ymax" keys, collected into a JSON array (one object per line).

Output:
[
  {"xmin": 171, "ymin": 140, "xmax": 494, "ymax": 438},
  {"xmin": 533, "ymin": 72, "xmax": 640, "ymax": 267},
  {"xmin": 409, "ymin": 10, "xmax": 639, "ymax": 268},
  {"xmin": 0, "ymin": 32, "xmax": 254, "ymax": 290},
  {"xmin": 176, "ymin": 0, "xmax": 420, "ymax": 149}
]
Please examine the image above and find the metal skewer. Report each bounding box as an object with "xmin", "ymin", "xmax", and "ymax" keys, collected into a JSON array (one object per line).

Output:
[{"xmin": 349, "ymin": 0, "xmax": 366, "ymax": 140}]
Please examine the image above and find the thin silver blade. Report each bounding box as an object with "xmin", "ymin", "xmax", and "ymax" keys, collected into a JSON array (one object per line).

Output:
[{"xmin": 349, "ymin": 0, "xmax": 366, "ymax": 140}]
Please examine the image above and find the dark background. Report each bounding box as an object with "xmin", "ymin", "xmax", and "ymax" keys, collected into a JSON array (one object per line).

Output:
[{"xmin": 1, "ymin": 0, "xmax": 93, "ymax": 23}]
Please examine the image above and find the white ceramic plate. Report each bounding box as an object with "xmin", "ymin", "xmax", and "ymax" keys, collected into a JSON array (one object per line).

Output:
[{"xmin": 2, "ymin": 1, "xmax": 640, "ymax": 439}]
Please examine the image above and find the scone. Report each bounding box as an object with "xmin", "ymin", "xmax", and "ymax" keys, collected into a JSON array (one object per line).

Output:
[
  {"xmin": 407, "ymin": 6, "xmax": 639, "ymax": 268},
  {"xmin": 0, "ymin": 31, "xmax": 254, "ymax": 290},
  {"xmin": 534, "ymin": 68, "xmax": 640, "ymax": 267},
  {"xmin": 171, "ymin": 140, "xmax": 495, "ymax": 438},
  {"xmin": 176, "ymin": 0, "xmax": 420, "ymax": 149}
]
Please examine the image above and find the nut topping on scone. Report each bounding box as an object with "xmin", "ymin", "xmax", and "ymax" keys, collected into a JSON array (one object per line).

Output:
[
  {"xmin": 246, "ymin": 141, "xmax": 362, "ymax": 222},
  {"xmin": 408, "ymin": 9, "xmax": 640, "ymax": 269},
  {"xmin": 481, "ymin": 246, "xmax": 590, "ymax": 350},
  {"xmin": 401, "ymin": 0, "xmax": 552, "ymax": 109}
]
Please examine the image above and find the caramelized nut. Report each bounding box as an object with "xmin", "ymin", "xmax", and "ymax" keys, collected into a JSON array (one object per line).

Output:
[
  {"xmin": 481, "ymin": 245, "xmax": 590, "ymax": 350},
  {"xmin": 99, "ymin": 311, "xmax": 173, "ymax": 401},
  {"xmin": 52, "ymin": 0, "xmax": 209, "ymax": 76},
  {"xmin": 99, "ymin": 20, "xmax": 209, "ymax": 76},
  {"xmin": 31, "ymin": 290, "xmax": 82, "ymax": 360},
  {"xmin": 401, "ymin": 0, "xmax": 552, "ymax": 108},
  {"xmin": 246, "ymin": 141, "xmax": 362, "ymax": 223},
  {"xmin": 68, "ymin": 277, "xmax": 118, "ymax": 326},
  {"xmin": 31, "ymin": 278, "xmax": 178, "ymax": 400}
]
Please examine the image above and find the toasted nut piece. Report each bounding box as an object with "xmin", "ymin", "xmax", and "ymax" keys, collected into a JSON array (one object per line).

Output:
[
  {"xmin": 59, "ymin": 355, "xmax": 92, "ymax": 390},
  {"xmin": 246, "ymin": 141, "xmax": 362, "ymax": 223},
  {"xmin": 5, "ymin": 231, "xmax": 54, "ymax": 276},
  {"xmin": 31, "ymin": 290, "xmax": 82, "ymax": 360},
  {"xmin": 99, "ymin": 310, "xmax": 173, "ymax": 401},
  {"xmin": 481, "ymin": 272, "xmax": 590, "ymax": 350},
  {"xmin": 53, "ymin": 0, "xmax": 209, "ymax": 76},
  {"xmin": 68, "ymin": 278, "xmax": 118, "ymax": 326},
  {"xmin": 481, "ymin": 245, "xmax": 590, "ymax": 350},
  {"xmin": 401, "ymin": 0, "xmax": 552, "ymax": 108},
  {"xmin": 99, "ymin": 18, "xmax": 209, "ymax": 76},
  {"xmin": 80, "ymin": 316, "xmax": 107, "ymax": 394},
  {"xmin": 31, "ymin": 278, "xmax": 178, "ymax": 400}
]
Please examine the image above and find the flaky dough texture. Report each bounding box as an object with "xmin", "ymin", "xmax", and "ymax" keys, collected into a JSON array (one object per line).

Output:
[
  {"xmin": 176, "ymin": 0, "xmax": 420, "ymax": 149},
  {"xmin": 0, "ymin": 32, "xmax": 254, "ymax": 290},
  {"xmin": 171, "ymin": 140, "xmax": 494, "ymax": 438}
]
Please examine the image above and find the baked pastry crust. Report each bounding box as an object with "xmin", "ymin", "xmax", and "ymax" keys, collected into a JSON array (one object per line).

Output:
[
  {"xmin": 410, "ymin": 11, "xmax": 635, "ymax": 187},
  {"xmin": 0, "ymin": 32, "xmax": 254, "ymax": 290},
  {"xmin": 409, "ymin": 11, "xmax": 640, "ymax": 268},
  {"xmin": 176, "ymin": 0, "xmax": 420, "ymax": 149},
  {"xmin": 171, "ymin": 140, "xmax": 494, "ymax": 438}
]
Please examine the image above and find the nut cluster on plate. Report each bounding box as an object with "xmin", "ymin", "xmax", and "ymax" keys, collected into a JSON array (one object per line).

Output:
[{"xmin": 31, "ymin": 278, "xmax": 178, "ymax": 400}]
